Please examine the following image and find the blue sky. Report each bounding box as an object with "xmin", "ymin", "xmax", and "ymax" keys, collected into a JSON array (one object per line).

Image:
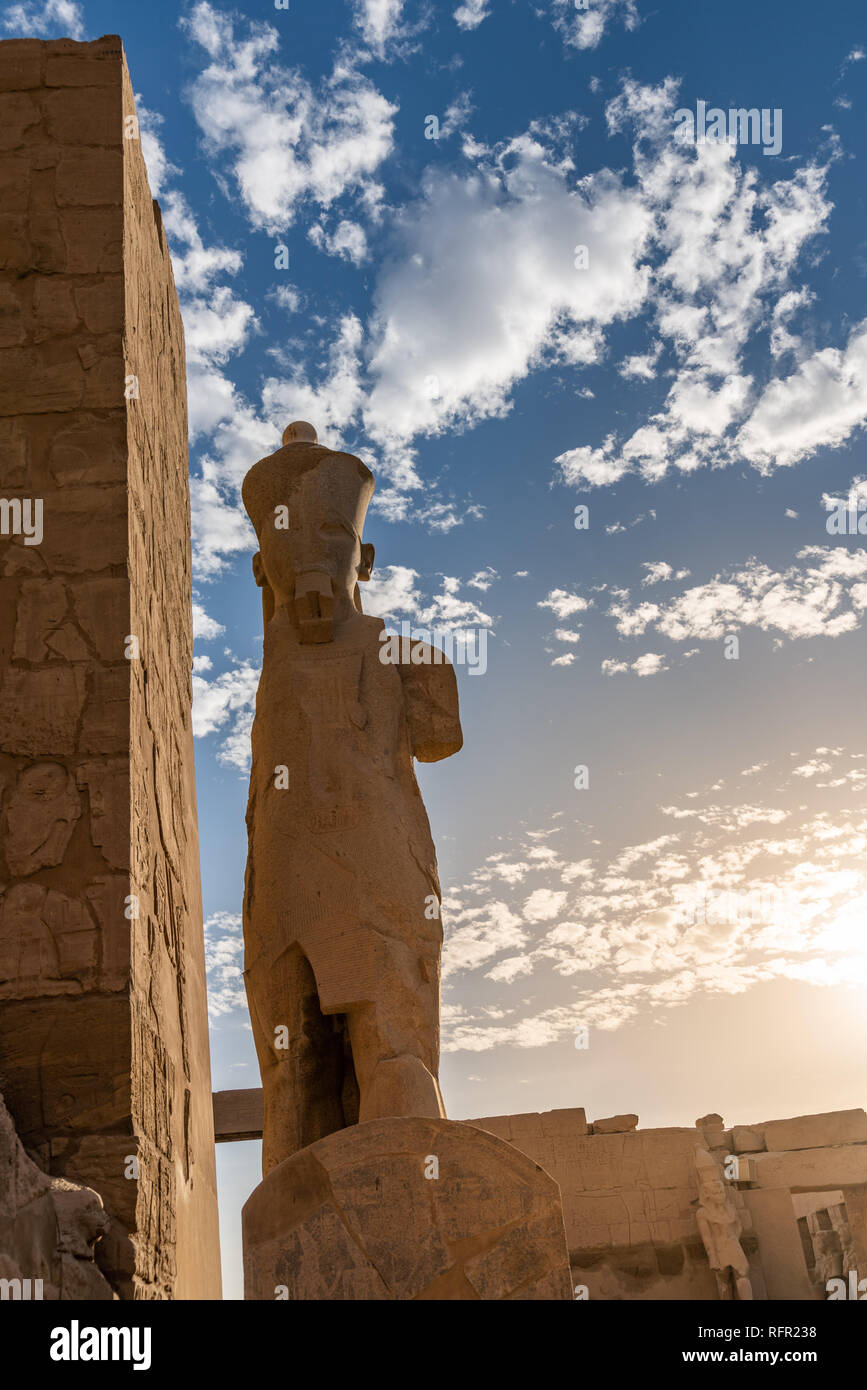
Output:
[{"xmin": 7, "ymin": 0, "xmax": 867, "ymax": 1297}]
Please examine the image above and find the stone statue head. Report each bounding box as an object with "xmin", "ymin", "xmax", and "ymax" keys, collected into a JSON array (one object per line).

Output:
[
  {"xmin": 242, "ymin": 422, "xmax": 376, "ymax": 642},
  {"xmin": 694, "ymin": 1146, "xmax": 728, "ymax": 1207}
]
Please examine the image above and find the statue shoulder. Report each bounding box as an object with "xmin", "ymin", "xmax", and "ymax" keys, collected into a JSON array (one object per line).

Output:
[{"xmin": 390, "ymin": 638, "xmax": 463, "ymax": 763}]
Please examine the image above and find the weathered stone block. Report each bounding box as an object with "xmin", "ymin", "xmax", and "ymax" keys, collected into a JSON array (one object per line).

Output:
[
  {"xmin": 732, "ymin": 1125, "xmax": 765, "ymax": 1153},
  {"xmin": 593, "ymin": 1113, "xmax": 639, "ymax": 1134},
  {"xmin": 753, "ymin": 1146, "xmax": 867, "ymax": 1192},
  {"xmin": 760, "ymin": 1110, "xmax": 867, "ymax": 1152},
  {"xmin": 244, "ymin": 1117, "xmax": 572, "ymax": 1301}
]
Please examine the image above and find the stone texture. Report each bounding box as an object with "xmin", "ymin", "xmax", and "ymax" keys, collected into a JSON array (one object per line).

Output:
[
  {"xmin": 752, "ymin": 1145, "xmax": 867, "ymax": 1192},
  {"xmin": 0, "ymin": 1088, "xmax": 114, "ymax": 1299},
  {"xmin": 0, "ymin": 36, "xmax": 219, "ymax": 1299},
  {"xmin": 213, "ymin": 1087, "xmax": 265, "ymax": 1143},
  {"xmin": 731, "ymin": 1125, "xmax": 765, "ymax": 1153},
  {"xmin": 243, "ymin": 1117, "xmax": 572, "ymax": 1300},
  {"xmin": 759, "ymin": 1109, "xmax": 867, "ymax": 1152},
  {"xmin": 694, "ymin": 1146, "xmax": 752, "ymax": 1300},
  {"xmin": 592, "ymin": 1114, "xmax": 639, "ymax": 1135},
  {"xmin": 241, "ymin": 424, "xmax": 462, "ymax": 1177}
]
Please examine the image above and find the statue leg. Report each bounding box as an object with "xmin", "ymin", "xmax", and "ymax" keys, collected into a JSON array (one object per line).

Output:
[
  {"xmin": 345, "ymin": 940, "xmax": 446, "ymax": 1123},
  {"xmin": 246, "ymin": 943, "xmax": 345, "ymax": 1174}
]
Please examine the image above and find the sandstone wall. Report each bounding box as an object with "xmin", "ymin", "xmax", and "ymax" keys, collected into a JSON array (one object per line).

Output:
[
  {"xmin": 469, "ymin": 1109, "xmax": 718, "ymax": 1298},
  {"xmin": 0, "ymin": 35, "xmax": 219, "ymax": 1298},
  {"xmin": 470, "ymin": 1106, "xmax": 867, "ymax": 1300}
]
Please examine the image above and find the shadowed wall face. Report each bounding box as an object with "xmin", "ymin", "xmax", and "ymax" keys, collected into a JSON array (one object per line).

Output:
[{"xmin": 0, "ymin": 35, "xmax": 220, "ymax": 1299}]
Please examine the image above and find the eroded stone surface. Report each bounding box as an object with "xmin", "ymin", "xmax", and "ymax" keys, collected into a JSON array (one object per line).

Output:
[
  {"xmin": 0, "ymin": 1088, "xmax": 114, "ymax": 1299},
  {"xmin": 3, "ymin": 762, "xmax": 81, "ymax": 874},
  {"xmin": 243, "ymin": 1117, "xmax": 572, "ymax": 1301},
  {"xmin": 0, "ymin": 35, "xmax": 219, "ymax": 1299},
  {"xmin": 241, "ymin": 426, "xmax": 463, "ymax": 1177}
]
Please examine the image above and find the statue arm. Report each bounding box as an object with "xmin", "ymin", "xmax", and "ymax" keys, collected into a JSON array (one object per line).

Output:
[{"xmin": 397, "ymin": 644, "xmax": 463, "ymax": 763}]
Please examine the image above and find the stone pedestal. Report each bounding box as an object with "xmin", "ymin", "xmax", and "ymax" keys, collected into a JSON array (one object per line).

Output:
[{"xmin": 242, "ymin": 1117, "xmax": 572, "ymax": 1300}]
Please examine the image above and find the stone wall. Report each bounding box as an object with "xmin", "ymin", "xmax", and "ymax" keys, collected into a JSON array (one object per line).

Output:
[
  {"xmin": 469, "ymin": 1109, "xmax": 718, "ymax": 1298},
  {"xmin": 0, "ymin": 35, "xmax": 219, "ymax": 1298},
  {"xmin": 469, "ymin": 1105, "xmax": 867, "ymax": 1300}
]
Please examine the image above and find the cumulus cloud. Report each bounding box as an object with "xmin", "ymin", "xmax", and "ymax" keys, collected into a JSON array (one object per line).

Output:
[
  {"xmin": 555, "ymin": 79, "xmax": 835, "ymax": 489},
  {"xmin": 192, "ymin": 602, "xmax": 226, "ymax": 641},
  {"xmin": 182, "ymin": 2, "xmax": 397, "ymax": 234},
  {"xmin": 550, "ymin": 0, "xmax": 640, "ymax": 51},
  {"xmin": 308, "ymin": 218, "xmax": 369, "ymax": 265},
  {"xmin": 736, "ymin": 321, "xmax": 867, "ymax": 469},
  {"xmin": 352, "ymin": 0, "xmax": 406, "ymax": 54},
  {"xmin": 454, "ymin": 0, "xmax": 489, "ymax": 30},
  {"xmin": 2, "ymin": 0, "xmax": 84, "ymax": 38},
  {"xmin": 538, "ymin": 588, "xmax": 590, "ymax": 619},
  {"xmin": 362, "ymin": 128, "xmax": 652, "ymax": 457}
]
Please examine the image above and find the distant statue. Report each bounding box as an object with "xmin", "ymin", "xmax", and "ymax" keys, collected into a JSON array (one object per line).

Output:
[
  {"xmin": 241, "ymin": 423, "xmax": 463, "ymax": 1176},
  {"xmin": 694, "ymin": 1148, "xmax": 753, "ymax": 1300}
]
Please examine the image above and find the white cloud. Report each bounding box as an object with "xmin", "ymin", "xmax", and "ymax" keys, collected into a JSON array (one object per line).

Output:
[
  {"xmin": 192, "ymin": 660, "xmax": 260, "ymax": 771},
  {"xmin": 550, "ymin": 0, "xmax": 640, "ymax": 51},
  {"xmin": 183, "ymin": 2, "xmax": 397, "ymax": 234},
  {"xmin": 523, "ymin": 888, "xmax": 568, "ymax": 922},
  {"xmin": 454, "ymin": 0, "xmax": 489, "ymax": 31},
  {"xmin": 736, "ymin": 321, "xmax": 867, "ymax": 470},
  {"xmin": 204, "ymin": 912, "xmax": 247, "ymax": 1018},
  {"xmin": 538, "ymin": 588, "xmax": 590, "ymax": 619},
  {"xmin": 309, "ymin": 218, "xmax": 369, "ymax": 265},
  {"xmin": 602, "ymin": 651, "xmax": 667, "ymax": 676},
  {"xmin": 192, "ymin": 602, "xmax": 226, "ymax": 641},
  {"xmin": 2, "ymin": 0, "xmax": 84, "ymax": 38},
  {"xmin": 443, "ymin": 900, "xmax": 526, "ymax": 976},
  {"xmin": 364, "ymin": 567, "xmax": 496, "ymax": 636},
  {"xmin": 439, "ymin": 752, "xmax": 867, "ymax": 1049},
  {"xmin": 605, "ymin": 547, "xmax": 867, "ymax": 650},
  {"xmin": 632, "ymin": 651, "xmax": 668, "ymax": 676},
  {"xmin": 362, "ymin": 129, "xmax": 652, "ymax": 456},
  {"xmin": 641, "ymin": 560, "xmax": 690, "ymax": 586},
  {"xmin": 351, "ymin": 0, "xmax": 408, "ymax": 56},
  {"xmin": 555, "ymin": 80, "xmax": 834, "ymax": 489}
]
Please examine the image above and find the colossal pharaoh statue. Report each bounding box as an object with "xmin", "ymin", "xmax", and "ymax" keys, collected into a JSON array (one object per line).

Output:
[{"xmin": 241, "ymin": 422, "xmax": 463, "ymax": 1176}]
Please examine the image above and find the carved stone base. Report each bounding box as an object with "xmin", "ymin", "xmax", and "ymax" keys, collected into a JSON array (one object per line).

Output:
[{"xmin": 242, "ymin": 1116, "xmax": 572, "ymax": 1300}]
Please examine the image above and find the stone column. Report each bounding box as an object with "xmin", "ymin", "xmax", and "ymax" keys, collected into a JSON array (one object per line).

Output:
[{"xmin": 0, "ymin": 35, "xmax": 220, "ymax": 1298}]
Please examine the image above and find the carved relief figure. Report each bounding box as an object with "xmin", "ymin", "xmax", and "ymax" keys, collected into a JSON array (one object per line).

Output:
[
  {"xmin": 694, "ymin": 1147, "xmax": 753, "ymax": 1300},
  {"xmin": 241, "ymin": 423, "xmax": 462, "ymax": 1176}
]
